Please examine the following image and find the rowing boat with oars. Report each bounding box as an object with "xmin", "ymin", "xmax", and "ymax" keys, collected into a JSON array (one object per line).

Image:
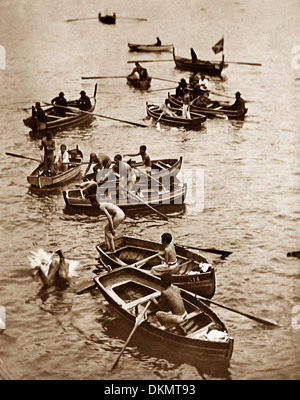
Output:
[
  {"xmin": 173, "ymin": 47, "xmax": 228, "ymax": 76},
  {"xmin": 128, "ymin": 43, "xmax": 173, "ymax": 52},
  {"xmin": 63, "ymin": 181, "xmax": 187, "ymax": 210},
  {"xmin": 23, "ymin": 84, "xmax": 97, "ymax": 135},
  {"xmin": 94, "ymin": 267, "xmax": 234, "ymax": 363},
  {"xmin": 168, "ymin": 93, "xmax": 248, "ymax": 120},
  {"xmin": 96, "ymin": 235, "xmax": 216, "ymax": 298},
  {"xmin": 126, "ymin": 75, "xmax": 152, "ymax": 90},
  {"xmin": 98, "ymin": 13, "xmax": 116, "ymax": 24},
  {"xmin": 146, "ymin": 102, "xmax": 206, "ymax": 129},
  {"xmin": 27, "ymin": 146, "xmax": 83, "ymax": 189}
]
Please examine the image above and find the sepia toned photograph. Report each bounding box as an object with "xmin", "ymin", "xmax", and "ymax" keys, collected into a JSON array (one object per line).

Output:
[{"xmin": 0, "ymin": 0, "xmax": 299, "ymax": 383}]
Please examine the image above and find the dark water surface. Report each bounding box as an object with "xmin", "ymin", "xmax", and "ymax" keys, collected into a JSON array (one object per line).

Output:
[{"xmin": 0, "ymin": 0, "xmax": 299, "ymax": 380}]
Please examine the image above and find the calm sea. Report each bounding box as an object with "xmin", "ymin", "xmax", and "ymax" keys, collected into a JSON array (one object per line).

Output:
[{"xmin": 0, "ymin": 0, "xmax": 299, "ymax": 380}]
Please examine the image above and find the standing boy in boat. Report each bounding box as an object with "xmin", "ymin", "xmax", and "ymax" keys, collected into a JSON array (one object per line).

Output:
[
  {"xmin": 150, "ymin": 233, "xmax": 178, "ymax": 276},
  {"xmin": 83, "ymin": 152, "xmax": 112, "ymax": 181},
  {"xmin": 40, "ymin": 131, "xmax": 55, "ymax": 175},
  {"xmin": 90, "ymin": 200, "xmax": 125, "ymax": 252},
  {"xmin": 150, "ymin": 272, "xmax": 187, "ymax": 328},
  {"xmin": 123, "ymin": 145, "xmax": 152, "ymax": 174}
]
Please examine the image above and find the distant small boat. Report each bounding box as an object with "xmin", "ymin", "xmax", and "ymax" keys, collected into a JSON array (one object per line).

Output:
[
  {"xmin": 128, "ymin": 43, "xmax": 173, "ymax": 52},
  {"xmin": 98, "ymin": 13, "xmax": 116, "ymax": 24},
  {"xmin": 127, "ymin": 75, "xmax": 152, "ymax": 90},
  {"xmin": 173, "ymin": 47, "xmax": 227, "ymax": 77}
]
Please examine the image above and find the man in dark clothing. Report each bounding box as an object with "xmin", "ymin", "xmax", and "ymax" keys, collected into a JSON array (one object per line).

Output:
[
  {"xmin": 226, "ymin": 92, "xmax": 247, "ymax": 113},
  {"xmin": 76, "ymin": 90, "xmax": 91, "ymax": 111},
  {"xmin": 33, "ymin": 102, "xmax": 47, "ymax": 130},
  {"xmin": 155, "ymin": 37, "xmax": 161, "ymax": 46},
  {"xmin": 51, "ymin": 92, "xmax": 68, "ymax": 117},
  {"xmin": 190, "ymin": 48, "xmax": 198, "ymax": 62}
]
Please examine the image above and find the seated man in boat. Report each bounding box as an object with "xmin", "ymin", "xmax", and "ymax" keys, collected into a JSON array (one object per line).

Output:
[
  {"xmin": 33, "ymin": 102, "xmax": 47, "ymax": 131},
  {"xmin": 130, "ymin": 62, "xmax": 148, "ymax": 80},
  {"xmin": 155, "ymin": 37, "xmax": 161, "ymax": 46},
  {"xmin": 40, "ymin": 131, "xmax": 55, "ymax": 175},
  {"xmin": 55, "ymin": 144, "xmax": 69, "ymax": 173},
  {"xmin": 83, "ymin": 152, "xmax": 112, "ymax": 181},
  {"xmin": 100, "ymin": 154, "xmax": 136, "ymax": 199},
  {"xmin": 223, "ymin": 91, "xmax": 246, "ymax": 113},
  {"xmin": 175, "ymin": 78, "xmax": 187, "ymax": 98},
  {"xmin": 150, "ymin": 272, "xmax": 187, "ymax": 329},
  {"xmin": 150, "ymin": 233, "xmax": 178, "ymax": 276},
  {"xmin": 123, "ymin": 145, "xmax": 152, "ymax": 174},
  {"xmin": 51, "ymin": 91, "xmax": 68, "ymax": 117},
  {"xmin": 76, "ymin": 90, "xmax": 91, "ymax": 111}
]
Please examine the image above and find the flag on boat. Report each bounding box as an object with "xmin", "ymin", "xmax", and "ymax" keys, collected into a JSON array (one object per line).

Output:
[{"xmin": 212, "ymin": 37, "xmax": 224, "ymax": 54}]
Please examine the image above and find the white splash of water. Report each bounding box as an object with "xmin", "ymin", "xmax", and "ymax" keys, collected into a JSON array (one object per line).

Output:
[{"xmin": 29, "ymin": 249, "xmax": 80, "ymax": 277}]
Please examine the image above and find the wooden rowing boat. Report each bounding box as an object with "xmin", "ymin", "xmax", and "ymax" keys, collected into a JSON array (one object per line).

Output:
[
  {"xmin": 146, "ymin": 102, "xmax": 206, "ymax": 129},
  {"xmin": 126, "ymin": 75, "xmax": 151, "ymax": 90},
  {"xmin": 173, "ymin": 48, "xmax": 228, "ymax": 76},
  {"xmin": 27, "ymin": 147, "xmax": 83, "ymax": 189},
  {"xmin": 96, "ymin": 235, "xmax": 216, "ymax": 298},
  {"xmin": 98, "ymin": 13, "xmax": 116, "ymax": 24},
  {"xmin": 94, "ymin": 267, "xmax": 234, "ymax": 363},
  {"xmin": 168, "ymin": 93, "xmax": 248, "ymax": 120},
  {"xmin": 63, "ymin": 182, "xmax": 187, "ymax": 210},
  {"xmin": 128, "ymin": 43, "xmax": 173, "ymax": 52},
  {"xmin": 23, "ymin": 84, "xmax": 97, "ymax": 134}
]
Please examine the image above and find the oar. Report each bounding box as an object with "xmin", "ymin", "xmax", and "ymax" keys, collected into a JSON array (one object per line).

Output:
[
  {"xmin": 182, "ymin": 244, "xmax": 232, "ymax": 257},
  {"xmin": 209, "ymin": 91, "xmax": 255, "ymax": 103},
  {"xmin": 127, "ymin": 59, "xmax": 173, "ymax": 64},
  {"xmin": 5, "ymin": 152, "xmax": 89, "ymax": 166},
  {"xmin": 152, "ymin": 76, "xmax": 177, "ymax": 83},
  {"xmin": 66, "ymin": 17, "xmax": 98, "ymax": 22},
  {"xmin": 148, "ymin": 87, "xmax": 177, "ymax": 93},
  {"xmin": 117, "ymin": 17, "xmax": 147, "ymax": 21},
  {"xmin": 110, "ymin": 300, "xmax": 152, "ymax": 371},
  {"xmin": 81, "ymin": 75, "xmax": 127, "ymax": 80},
  {"xmin": 120, "ymin": 187, "xmax": 168, "ymax": 220},
  {"xmin": 5, "ymin": 152, "xmax": 41, "ymax": 163},
  {"xmin": 225, "ymin": 60, "xmax": 262, "ymax": 66},
  {"xmin": 196, "ymin": 294, "xmax": 281, "ymax": 327},
  {"xmin": 43, "ymin": 103, "xmax": 147, "ymax": 128}
]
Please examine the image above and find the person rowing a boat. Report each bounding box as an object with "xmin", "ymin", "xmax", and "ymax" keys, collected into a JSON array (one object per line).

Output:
[
  {"xmin": 129, "ymin": 62, "xmax": 148, "ymax": 80},
  {"xmin": 150, "ymin": 272, "xmax": 187, "ymax": 329},
  {"xmin": 51, "ymin": 91, "xmax": 68, "ymax": 117},
  {"xmin": 40, "ymin": 131, "xmax": 56, "ymax": 176},
  {"xmin": 123, "ymin": 145, "xmax": 151, "ymax": 174},
  {"xmin": 150, "ymin": 233, "xmax": 178, "ymax": 276},
  {"xmin": 83, "ymin": 152, "xmax": 112, "ymax": 181},
  {"xmin": 76, "ymin": 90, "xmax": 91, "ymax": 111},
  {"xmin": 155, "ymin": 37, "xmax": 161, "ymax": 46},
  {"xmin": 89, "ymin": 200, "xmax": 125, "ymax": 252},
  {"xmin": 223, "ymin": 91, "xmax": 247, "ymax": 114},
  {"xmin": 175, "ymin": 78, "xmax": 187, "ymax": 99}
]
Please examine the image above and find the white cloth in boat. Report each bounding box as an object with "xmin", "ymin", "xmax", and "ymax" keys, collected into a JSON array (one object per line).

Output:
[{"xmin": 150, "ymin": 259, "xmax": 178, "ymax": 276}]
